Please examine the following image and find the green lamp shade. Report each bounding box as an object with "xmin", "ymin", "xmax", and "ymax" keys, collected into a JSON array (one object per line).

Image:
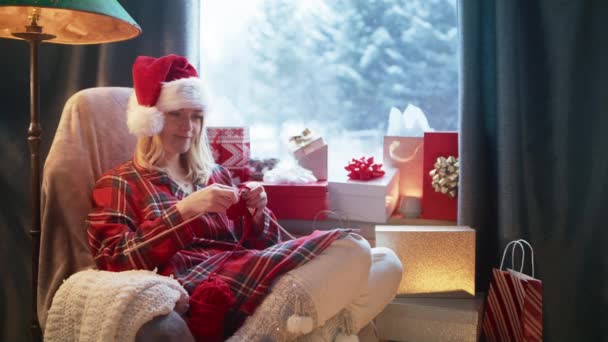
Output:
[{"xmin": 0, "ymin": 0, "xmax": 141, "ymax": 44}]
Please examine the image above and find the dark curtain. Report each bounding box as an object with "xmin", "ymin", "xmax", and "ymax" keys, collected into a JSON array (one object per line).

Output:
[
  {"xmin": 459, "ymin": 0, "xmax": 607, "ymax": 341},
  {"xmin": 0, "ymin": 1, "xmax": 199, "ymax": 340}
]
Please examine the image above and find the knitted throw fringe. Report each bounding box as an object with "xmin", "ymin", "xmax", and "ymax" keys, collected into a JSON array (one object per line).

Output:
[
  {"xmin": 44, "ymin": 269, "xmax": 189, "ymax": 342},
  {"xmin": 296, "ymin": 309, "xmax": 357, "ymax": 342},
  {"xmin": 227, "ymin": 273, "xmax": 318, "ymax": 342}
]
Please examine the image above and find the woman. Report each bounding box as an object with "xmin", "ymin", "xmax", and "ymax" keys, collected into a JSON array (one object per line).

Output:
[{"xmin": 87, "ymin": 54, "xmax": 402, "ymax": 341}]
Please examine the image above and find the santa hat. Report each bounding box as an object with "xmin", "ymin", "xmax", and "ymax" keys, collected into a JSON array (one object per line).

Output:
[{"xmin": 127, "ymin": 54, "xmax": 211, "ymax": 137}]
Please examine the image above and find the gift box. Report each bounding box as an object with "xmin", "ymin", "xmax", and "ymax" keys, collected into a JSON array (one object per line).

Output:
[
  {"xmin": 375, "ymin": 295, "xmax": 485, "ymax": 342},
  {"xmin": 328, "ymin": 167, "xmax": 399, "ymax": 223},
  {"xmin": 383, "ymin": 136, "xmax": 424, "ymax": 198},
  {"xmin": 292, "ymin": 137, "xmax": 327, "ymax": 181},
  {"xmin": 207, "ymin": 127, "xmax": 251, "ymax": 183},
  {"xmin": 263, "ymin": 181, "xmax": 328, "ymax": 220},
  {"xmin": 421, "ymin": 132, "xmax": 458, "ymax": 221},
  {"xmin": 375, "ymin": 225, "xmax": 475, "ymax": 297}
]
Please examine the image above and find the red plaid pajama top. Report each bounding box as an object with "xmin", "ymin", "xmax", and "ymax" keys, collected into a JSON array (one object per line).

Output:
[{"xmin": 86, "ymin": 160, "xmax": 344, "ymax": 335}]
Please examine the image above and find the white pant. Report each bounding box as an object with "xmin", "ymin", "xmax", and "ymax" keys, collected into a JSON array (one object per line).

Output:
[{"xmin": 287, "ymin": 233, "xmax": 403, "ymax": 332}]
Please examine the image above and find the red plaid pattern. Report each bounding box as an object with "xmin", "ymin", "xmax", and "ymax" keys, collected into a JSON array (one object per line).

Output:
[{"xmin": 87, "ymin": 160, "xmax": 344, "ymax": 333}]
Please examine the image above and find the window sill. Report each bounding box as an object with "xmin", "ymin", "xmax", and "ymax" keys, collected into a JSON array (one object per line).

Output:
[{"xmin": 279, "ymin": 214, "xmax": 457, "ymax": 243}]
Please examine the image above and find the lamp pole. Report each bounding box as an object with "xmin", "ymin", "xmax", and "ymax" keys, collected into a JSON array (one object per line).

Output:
[
  {"xmin": 12, "ymin": 9, "xmax": 55, "ymax": 341},
  {"xmin": 0, "ymin": 4, "xmax": 139, "ymax": 341}
]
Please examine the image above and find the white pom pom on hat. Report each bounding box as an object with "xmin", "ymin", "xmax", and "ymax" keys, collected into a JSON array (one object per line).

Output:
[{"xmin": 126, "ymin": 54, "xmax": 211, "ymax": 137}]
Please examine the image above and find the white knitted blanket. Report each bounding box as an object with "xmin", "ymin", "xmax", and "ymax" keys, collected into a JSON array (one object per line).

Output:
[{"xmin": 44, "ymin": 269, "xmax": 189, "ymax": 342}]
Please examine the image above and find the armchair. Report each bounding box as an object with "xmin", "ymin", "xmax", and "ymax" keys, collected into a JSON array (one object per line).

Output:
[
  {"xmin": 39, "ymin": 87, "xmax": 383, "ymax": 341},
  {"xmin": 39, "ymin": 87, "xmax": 194, "ymax": 340}
]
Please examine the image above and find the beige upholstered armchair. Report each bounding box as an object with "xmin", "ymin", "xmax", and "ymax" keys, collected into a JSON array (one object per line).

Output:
[
  {"xmin": 39, "ymin": 87, "xmax": 381, "ymax": 341},
  {"xmin": 39, "ymin": 87, "xmax": 195, "ymax": 341}
]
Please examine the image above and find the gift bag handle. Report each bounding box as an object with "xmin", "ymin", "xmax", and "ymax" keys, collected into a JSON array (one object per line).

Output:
[
  {"xmin": 388, "ymin": 140, "xmax": 422, "ymax": 164},
  {"xmin": 500, "ymin": 240, "xmax": 525, "ymax": 272},
  {"xmin": 500, "ymin": 239, "xmax": 535, "ymax": 277},
  {"xmin": 518, "ymin": 239, "xmax": 535, "ymax": 277}
]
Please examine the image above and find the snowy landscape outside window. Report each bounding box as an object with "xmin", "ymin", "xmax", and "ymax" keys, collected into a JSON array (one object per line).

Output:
[{"xmin": 200, "ymin": 0, "xmax": 458, "ymax": 179}]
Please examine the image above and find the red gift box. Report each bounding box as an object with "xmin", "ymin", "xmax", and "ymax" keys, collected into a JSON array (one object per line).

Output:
[
  {"xmin": 421, "ymin": 132, "xmax": 458, "ymax": 221},
  {"xmin": 207, "ymin": 127, "xmax": 250, "ymax": 182},
  {"xmin": 263, "ymin": 181, "xmax": 329, "ymax": 220}
]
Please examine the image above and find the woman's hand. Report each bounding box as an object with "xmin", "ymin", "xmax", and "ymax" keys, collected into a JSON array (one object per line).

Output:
[
  {"xmin": 242, "ymin": 182, "xmax": 268, "ymax": 213},
  {"xmin": 176, "ymin": 183, "xmax": 238, "ymax": 219}
]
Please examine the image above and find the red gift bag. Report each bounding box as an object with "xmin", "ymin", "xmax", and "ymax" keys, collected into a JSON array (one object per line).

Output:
[{"xmin": 483, "ymin": 240, "xmax": 543, "ymax": 342}]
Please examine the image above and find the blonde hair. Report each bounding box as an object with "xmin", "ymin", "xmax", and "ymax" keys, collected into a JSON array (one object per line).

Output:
[{"xmin": 135, "ymin": 120, "xmax": 216, "ymax": 184}]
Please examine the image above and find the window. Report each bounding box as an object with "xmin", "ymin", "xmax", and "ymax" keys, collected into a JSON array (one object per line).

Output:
[{"xmin": 200, "ymin": 0, "xmax": 458, "ymax": 178}]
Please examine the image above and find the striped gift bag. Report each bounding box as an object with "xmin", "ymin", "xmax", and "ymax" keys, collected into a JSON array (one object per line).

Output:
[{"xmin": 483, "ymin": 239, "xmax": 543, "ymax": 342}]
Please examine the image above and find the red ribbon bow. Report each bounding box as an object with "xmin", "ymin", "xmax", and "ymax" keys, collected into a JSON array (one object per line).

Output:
[{"xmin": 344, "ymin": 156, "xmax": 385, "ymax": 180}]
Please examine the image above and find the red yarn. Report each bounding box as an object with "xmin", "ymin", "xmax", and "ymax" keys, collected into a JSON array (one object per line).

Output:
[
  {"xmin": 225, "ymin": 195, "xmax": 248, "ymax": 221},
  {"xmin": 187, "ymin": 276, "xmax": 236, "ymax": 342},
  {"xmin": 226, "ymin": 185, "xmax": 257, "ymax": 239}
]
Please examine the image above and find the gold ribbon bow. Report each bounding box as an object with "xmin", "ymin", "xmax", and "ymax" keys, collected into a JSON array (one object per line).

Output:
[
  {"xmin": 289, "ymin": 128, "xmax": 313, "ymax": 147},
  {"xmin": 429, "ymin": 156, "xmax": 459, "ymax": 198}
]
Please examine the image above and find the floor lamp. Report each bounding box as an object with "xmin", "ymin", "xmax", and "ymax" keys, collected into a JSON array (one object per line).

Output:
[{"xmin": 0, "ymin": 2, "xmax": 141, "ymax": 340}]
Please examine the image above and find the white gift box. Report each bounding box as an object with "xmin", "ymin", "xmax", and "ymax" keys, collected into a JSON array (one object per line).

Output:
[
  {"xmin": 375, "ymin": 295, "xmax": 484, "ymax": 342},
  {"xmin": 292, "ymin": 137, "xmax": 327, "ymax": 181},
  {"xmin": 328, "ymin": 167, "xmax": 399, "ymax": 223},
  {"xmin": 375, "ymin": 225, "xmax": 476, "ymax": 297}
]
